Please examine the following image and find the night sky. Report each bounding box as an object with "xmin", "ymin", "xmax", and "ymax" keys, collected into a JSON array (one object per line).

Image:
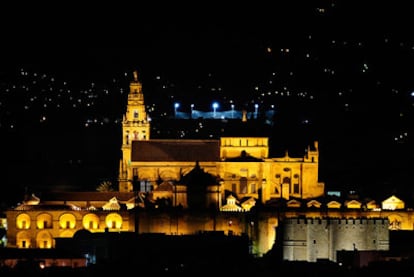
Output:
[{"xmin": 1, "ymin": 1, "xmax": 414, "ymax": 206}]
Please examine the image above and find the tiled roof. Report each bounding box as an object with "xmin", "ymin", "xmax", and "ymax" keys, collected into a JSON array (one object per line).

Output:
[
  {"xmin": 37, "ymin": 191, "xmax": 136, "ymax": 202},
  {"xmin": 131, "ymin": 139, "xmax": 220, "ymax": 162},
  {"xmin": 14, "ymin": 204, "xmax": 76, "ymax": 211}
]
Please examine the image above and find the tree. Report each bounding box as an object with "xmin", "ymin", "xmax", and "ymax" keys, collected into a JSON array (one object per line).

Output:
[{"xmin": 96, "ymin": 181, "xmax": 114, "ymax": 192}]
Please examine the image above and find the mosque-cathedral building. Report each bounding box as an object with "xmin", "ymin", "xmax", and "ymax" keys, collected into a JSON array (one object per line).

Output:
[{"xmin": 3, "ymin": 71, "xmax": 414, "ymax": 264}]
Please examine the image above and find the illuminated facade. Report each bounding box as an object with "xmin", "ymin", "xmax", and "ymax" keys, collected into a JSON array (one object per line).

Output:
[
  {"xmin": 4, "ymin": 71, "xmax": 414, "ymax": 262},
  {"xmin": 5, "ymin": 192, "xmax": 134, "ymax": 249},
  {"xmin": 5, "ymin": 193, "xmax": 412, "ymax": 257},
  {"xmin": 282, "ymin": 217, "xmax": 389, "ymax": 262},
  {"xmin": 118, "ymin": 71, "xmax": 325, "ymax": 203}
]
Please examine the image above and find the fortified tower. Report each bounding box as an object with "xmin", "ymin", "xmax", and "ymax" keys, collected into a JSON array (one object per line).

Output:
[{"xmin": 282, "ymin": 217, "xmax": 389, "ymax": 262}]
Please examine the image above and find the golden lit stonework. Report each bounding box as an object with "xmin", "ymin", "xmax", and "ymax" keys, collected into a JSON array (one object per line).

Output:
[
  {"xmin": 118, "ymin": 72, "xmax": 325, "ymax": 204},
  {"xmin": 3, "ymin": 71, "xmax": 413, "ymax": 262}
]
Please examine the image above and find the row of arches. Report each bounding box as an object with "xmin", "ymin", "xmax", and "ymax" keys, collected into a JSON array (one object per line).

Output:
[{"xmin": 15, "ymin": 212, "xmax": 123, "ymax": 231}]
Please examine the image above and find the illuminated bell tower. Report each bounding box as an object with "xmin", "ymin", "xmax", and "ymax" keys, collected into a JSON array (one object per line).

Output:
[{"xmin": 119, "ymin": 70, "xmax": 150, "ymax": 192}]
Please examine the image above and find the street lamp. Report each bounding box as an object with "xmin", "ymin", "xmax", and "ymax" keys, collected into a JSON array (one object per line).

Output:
[
  {"xmin": 254, "ymin": 103, "xmax": 259, "ymax": 119},
  {"xmin": 231, "ymin": 104, "xmax": 235, "ymax": 118},
  {"xmin": 190, "ymin": 104, "xmax": 194, "ymax": 118},
  {"xmin": 174, "ymin": 102, "xmax": 180, "ymax": 117},
  {"xmin": 212, "ymin": 102, "xmax": 219, "ymax": 118}
]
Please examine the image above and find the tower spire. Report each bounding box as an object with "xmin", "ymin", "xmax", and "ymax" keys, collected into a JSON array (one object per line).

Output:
[
  {"xmin": 133, "ymin": 70, "xmax": 138, "ymax": 82},
  {"xmin": 119, "ymin": 70, "xmax": 151, "ymax": 192}
]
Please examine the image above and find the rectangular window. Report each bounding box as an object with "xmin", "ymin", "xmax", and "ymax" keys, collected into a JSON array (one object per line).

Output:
[
  {"xmin": 43, "ymin": 221, "xmax": 48, "ymax": 229},
  {"xmin": 140, "ymin": 180, "xmax": 151, "ymax": 192},
  {"xmin": 66, "ymin": 221, "xmax": 70, "ymax": 229},
  {"xmin": 250, "ymin": 183, "xmax": 256, "ymax": 193},
  {"xmin": 294, "ymin": 183, "xmax": 299, "ymax": 194},
  {"xmin": 240, "ymin": 179, "xmax": 247, "ymax": 194},
  {"xmin": 232, "ymin": 183, "xmax": 237, "ymax": 193}
]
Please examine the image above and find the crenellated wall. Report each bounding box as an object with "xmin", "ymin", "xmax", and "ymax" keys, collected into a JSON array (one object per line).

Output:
[{"xmin": 282, "ymin": 217, "xmax": 389, "ymax": 262}]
